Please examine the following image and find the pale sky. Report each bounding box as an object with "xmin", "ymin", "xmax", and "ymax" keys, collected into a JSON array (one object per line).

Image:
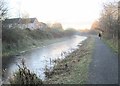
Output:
[{"xmin": 7, "ymin": 0, "xmax": 117, "ymax": 30}]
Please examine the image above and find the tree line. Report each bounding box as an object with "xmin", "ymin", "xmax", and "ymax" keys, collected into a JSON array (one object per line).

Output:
[{"xmin": 97, "ymin": 1, "xmax": 119, "ymax": 40}]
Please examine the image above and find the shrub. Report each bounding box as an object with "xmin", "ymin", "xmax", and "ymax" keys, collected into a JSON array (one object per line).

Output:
[{"xmin": 9, "ymin": 59, "xmax": 43, "ymax": 85}]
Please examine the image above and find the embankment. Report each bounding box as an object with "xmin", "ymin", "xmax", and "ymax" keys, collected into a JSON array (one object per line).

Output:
[
  {"xmin": 44, "ymin": 35, "xmax": 95, "ymax": 84},
  {"xmin": 2, "ymin": 28, "xmax": 67, "ymax": 57}
]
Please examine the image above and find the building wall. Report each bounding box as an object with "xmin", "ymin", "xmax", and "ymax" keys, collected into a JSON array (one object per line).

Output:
[{"xmin": 3, "ymin": 18, "xmax": 46, "ymax": 30}]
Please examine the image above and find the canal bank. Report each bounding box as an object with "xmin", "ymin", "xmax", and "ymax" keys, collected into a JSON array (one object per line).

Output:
[
  {"xmin": 2, "ymin": 37, "xmax": 69, "ymax": 57},
  {"xmin": 44, "ymin": 35, "xmax": 95, "ymax": 84},
  {"xmin": 2, "ymin": 35, "xmax": 87, "ymax": 84},
  {"xmin": 2, "ymin": 37, "xmax": 70, "ymax": 72}
]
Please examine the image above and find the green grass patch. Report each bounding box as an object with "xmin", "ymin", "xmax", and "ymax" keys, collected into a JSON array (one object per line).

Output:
[{"xmin": 102, "ymin": 38, "xmax": 118, "ymax": 53}]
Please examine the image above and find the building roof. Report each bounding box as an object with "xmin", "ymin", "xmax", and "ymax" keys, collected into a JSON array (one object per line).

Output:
[
  {"xmin": 20, "ymin": 18, "xmax": 37, "ymax": 24},
  {"xmin": 30, "ymin": 18, "xmax": 37, "ymax": 23},
  {"xmin": 3, "ymin": 18, "xmax": 21, "ymax": 24},
  {"xmin": 3, "ymin": 18, "xmax": 37, "ymax": 24}
]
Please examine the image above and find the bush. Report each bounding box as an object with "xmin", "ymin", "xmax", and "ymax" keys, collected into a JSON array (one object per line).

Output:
[{"xmin": 9, "ymin": 59, "xmax": 43, "ymax": 85}]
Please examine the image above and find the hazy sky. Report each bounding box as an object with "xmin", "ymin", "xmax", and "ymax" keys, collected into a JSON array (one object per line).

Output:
[{"xmin": 7, "ymin": 0, "xmax": 117, "ymax": 29}]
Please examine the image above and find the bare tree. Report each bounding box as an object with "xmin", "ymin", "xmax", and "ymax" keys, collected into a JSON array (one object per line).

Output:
[
  {"xmin": 0, "ymin": 0, "xmax": 7, "ymax": 20},
  {"xmin": 98, "ymin": 1, "xmax": 118, "ymax": 39},
  {"xmin": 51, "ymin": 22, "xmax": 63, "ymax": 31},
  {"xmin": 118, "ymin": 1, "xmax": 120, "ymax": 24}
]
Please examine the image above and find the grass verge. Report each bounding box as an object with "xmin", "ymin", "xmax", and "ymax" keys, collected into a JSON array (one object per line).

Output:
[
  {"xmin": 2, "ymin": 37, "xmax": 68, "ymax": 57},
  {"xmin": 44, "ymin": 35, "xmax": 95, "ymax": 84},
  {"xmin": 102, "ymin": 38, "xmax": 118, "ymax": 53}
]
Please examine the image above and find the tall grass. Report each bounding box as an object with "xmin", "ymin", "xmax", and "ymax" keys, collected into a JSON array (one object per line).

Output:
[
  {"xmin": 9, "ymin": 59, "xmax": 43, "ymax": 85},
  {"xmin": 2, "ymin": 28, "xmax": 53, "ymax": 56}
]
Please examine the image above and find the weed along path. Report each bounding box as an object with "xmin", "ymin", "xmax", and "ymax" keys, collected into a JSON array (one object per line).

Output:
[{"xmin": 87, "ymin": 36, "xmax": 118, "ymax": 84}]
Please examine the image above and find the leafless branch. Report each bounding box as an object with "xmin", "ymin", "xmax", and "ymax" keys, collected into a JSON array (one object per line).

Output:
[{"xmin": 0, "ymin": 0, "xmax": 8, "ymax": 20}]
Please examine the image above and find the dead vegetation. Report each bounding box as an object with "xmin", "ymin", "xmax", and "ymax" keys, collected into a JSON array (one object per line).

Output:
[{"xmin": 8, "ymin": 59, "xmax": 43, "ymax": 85}]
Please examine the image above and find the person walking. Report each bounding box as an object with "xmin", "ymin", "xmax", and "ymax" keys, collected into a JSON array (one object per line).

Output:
[{"xmin": 98, "ymin": 33, "xmax": 101, "ymax": 39}]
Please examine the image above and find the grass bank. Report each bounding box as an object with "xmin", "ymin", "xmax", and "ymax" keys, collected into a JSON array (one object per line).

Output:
[
  {"xmin": 44, "ymin": 35, "xmax": 95, "ymax": 84},
  {"xmin": 2, "ymin": 28, "xmax": 68, "ymax": 57},
  {"xmin": 102, "ymin": 38, "xmax": 118, "ymax": 53},
  {"xmin": 2, "ymin": 37, "xmax": 69, "ymax": 57},
  {"xmin": 2, "ymin": 27, "xmax": 80, "ymax": 57}
]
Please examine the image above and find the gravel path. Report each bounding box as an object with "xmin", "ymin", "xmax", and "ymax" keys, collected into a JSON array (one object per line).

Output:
[{"xmin": 87, "ymin": 36, "xmax": 118, "ymax": 84}]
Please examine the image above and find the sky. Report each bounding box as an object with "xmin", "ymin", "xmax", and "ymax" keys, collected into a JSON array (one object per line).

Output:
[{"xmin": 6, "ymin": 0, "xmax": 117, "ymax": 30}]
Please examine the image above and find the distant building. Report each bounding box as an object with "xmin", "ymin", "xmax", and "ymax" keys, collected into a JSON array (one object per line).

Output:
[
  {"xmin": 39, "ymin": 22, "xmax": 49, "ymax": 31},
  {"xmin": 2, "ymin": 18, "xmax": 41, "ymax": 30},
  {"xmin": 2, "ymin": 18, "xmax": 21, "ymax": 29}
]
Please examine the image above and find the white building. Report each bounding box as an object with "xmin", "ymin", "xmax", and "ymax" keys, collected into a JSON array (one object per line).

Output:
[{"xmin": 2, "ymin": 18, "xmax": 40, "ymax": 30}]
